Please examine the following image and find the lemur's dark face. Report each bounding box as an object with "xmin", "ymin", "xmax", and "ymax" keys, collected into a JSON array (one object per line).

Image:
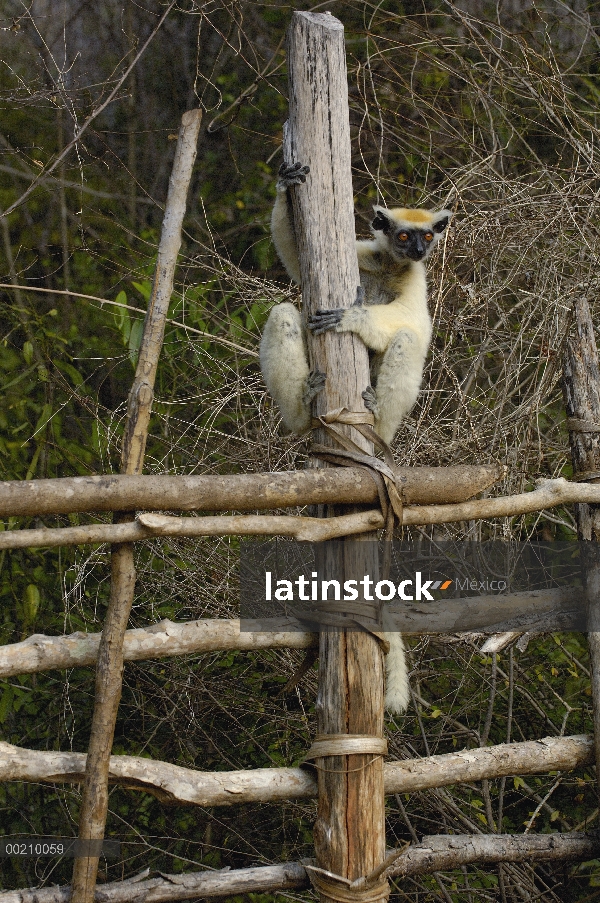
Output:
[
  {"xmin": 372, "ymin": 209, "xmax": 450, "ymax": 263},
  {"xmin": 392, "ymin": 227, "xmax": 435, "ymax": 261}
]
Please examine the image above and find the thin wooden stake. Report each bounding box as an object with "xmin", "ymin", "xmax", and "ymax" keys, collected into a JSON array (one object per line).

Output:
[
  {"xmin": 563, "ymin": 293, "xmax": 600, "ymax": 807},
  {"xmin": 70, "ymin": 108, "xmax": 202, "ymax": 903},
  {"xmin": 284, "ymin": 12, "xmax": 386, "ymax": 901}
]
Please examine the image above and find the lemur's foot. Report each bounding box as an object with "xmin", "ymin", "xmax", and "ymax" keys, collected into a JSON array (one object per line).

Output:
[
  {"xmin": 308, "ymin": 308, "xmax": 344, "ymax": 334},
  {"xmin": 276, "ymin": 161, "xmax": 310, "ymax": 192},
  {"xmin": 353, "ymin": 284, "xmax": 365, "ymax": 306},
  {"xmin": 362, "ymin": 385, "xmax": 379, "ymax": 417},
  {"xmin": 302, "ymin": 370, "xmax": 326, "ymax": 405}
]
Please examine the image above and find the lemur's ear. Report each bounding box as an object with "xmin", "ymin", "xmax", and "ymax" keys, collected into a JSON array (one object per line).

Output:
[
  {"xmin": 372, "ymin": 206, "xmax": 391, "ymax": 233},
  {"xmin": 432, "ymin": 210, "xmax": 453, "ymax": 234}
]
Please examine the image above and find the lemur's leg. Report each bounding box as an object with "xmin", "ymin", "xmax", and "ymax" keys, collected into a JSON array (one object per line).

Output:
[
  {"xmin": 260, "ymin": 302, "xmax": 324, "ymax": 434},
  {"xmin": 382, "ymin": 607, "xmax": 410, "ymax": 714},
  {"xmin": 270, "ymin": 162, "xmax": 309, "ymax": 285},
  {"xmin": 363, "ymin": 328, "xmax": 426, "ymax": 443}
]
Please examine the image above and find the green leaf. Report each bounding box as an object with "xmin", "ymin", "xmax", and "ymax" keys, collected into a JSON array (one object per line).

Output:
[
  {"xmin": 113, "ymin": 291, "xmax": 131, "ymax": 342},
  {"xmin": 23, "ymin": 584, "xmax": 40, "ymax": 622},
  {"xmin": 22, "ymin": 341, "xmax": 34, "ymax": 365},
  {"xmin": 129, "ymin": 319, "xmax": 144, "ymax": 367},
  {"xmin": 32, "ymin": 403, "xmax": 53, "ymax": 437},
  {"xmin": 132, "ymin": 280, "xmax": 152, "ymax": 301},
  {"xmin": 55, "ymin": 360, "xmax": 84, "ymax": 387}
]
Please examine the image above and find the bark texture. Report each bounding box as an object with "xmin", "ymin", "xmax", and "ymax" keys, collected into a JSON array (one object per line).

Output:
[
  {"xmin": 0, "ymin": 466, "xmax": 504, "ymax": 516},
  {"xmin": 284, "ymin": 13, "xmax": 385, "ymax": 900},
  {"xmin": 70, "ymin": 109, "xmax": 202, "ymax": 903},
  {"xmin": 386, "ymin": 832, "xmax": 598, "ymax": 879},
  {"xmin": 0, "ymin": 733, "xmax": 590, "ymax": 808},
  {"xmin": 563, "ymin": 294, "xmax": 600, "ymax": 540},
  {"xmin": 563, "ymin": 293, "xmax": 600, "ymax": 807}
]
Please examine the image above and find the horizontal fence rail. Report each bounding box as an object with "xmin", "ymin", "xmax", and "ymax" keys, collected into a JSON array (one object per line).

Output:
[
  {"xmin": 0, "ymin": 735, "xmax": 592, "ymax": 807},
  {"xmin": 0, "ymin": 833, "xmax": 596, "ymax": 903},
  {"xmin": 0, "ymin": 465, "xmax": 503, "ymax": 517},
  {"xmin": 0, "ymin": 590, "xmax": 580, "ymax": 679},
  {"xmin": 0, "ymin": 478, "xmax": 598, "ymax": 544}
]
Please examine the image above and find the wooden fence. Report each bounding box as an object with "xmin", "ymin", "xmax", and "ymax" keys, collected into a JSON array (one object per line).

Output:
[{"xmin": 1, "ymin": 11, "xmax": 599, "ymax": 903}]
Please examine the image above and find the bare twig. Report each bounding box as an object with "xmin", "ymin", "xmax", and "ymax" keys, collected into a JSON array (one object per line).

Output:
[
  {"xmin": 0, "ymin": 1, "xmax": 177, "ymax": 220},
  {"xmin": 0, "ymin": 509, "xmax": 384, "ymax": 549}
]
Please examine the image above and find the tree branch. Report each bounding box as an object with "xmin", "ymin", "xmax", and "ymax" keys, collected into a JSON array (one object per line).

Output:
[
  {"xmin": 0, "ymin": 465, "xmax": 504, "ymax": 517},
  {"xmin": 0, "ymin": 832, "xmax": 595, "ymax": 902},
  {"xmin": 0, "ymin": 734, "xmax": 591, "ymax": 807},
  {"xmin": 0, "ymin": 588, "xmax": 579, "ymax": 679}
]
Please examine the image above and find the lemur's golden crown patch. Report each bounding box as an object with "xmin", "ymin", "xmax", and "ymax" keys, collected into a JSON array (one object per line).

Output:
[{"xmin": 390, "ymin": 208, "xmax": 433, "ymax": 224}]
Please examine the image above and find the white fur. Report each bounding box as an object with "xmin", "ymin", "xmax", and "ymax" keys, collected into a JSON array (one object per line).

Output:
[
  {"xmin": 260, "ymin": 302, "xmax": 311, "ymax": 433},
  {"xmin": 382, "ymin": 606, "xmax": 410, "ymax": 714},
  {"xmin": 262, "ymin": 197, "xmax": 451, "ymax": 713},
  {"xmin": 271, "ymin": 189, "xmax": 301, "ymax": 285},
  {"xmin": 263, "ymin": 203, "xmax": 449, "ymax": 444}
]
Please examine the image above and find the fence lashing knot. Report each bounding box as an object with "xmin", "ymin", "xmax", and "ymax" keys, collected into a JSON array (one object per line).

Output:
[
  {"xmin": 305, "ymin": 862, "xmax": 390, "ymax": 903},
  {"xmin": 304, "ymin": 840, "xmax": 411, "ymax": 902},
  {"xmin": 302, "ymin": 733, "xmax": 387, "ymax": 774},
  {"xmin": 310, "ymin": 408, "xmax": 404, "ymax": 534},
  {"xmin": 291, "ymin": 595, "xmax": 390, "ymax": 654}
]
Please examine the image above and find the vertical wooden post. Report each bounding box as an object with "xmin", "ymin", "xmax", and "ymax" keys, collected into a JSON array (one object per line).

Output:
[
  {"xmin": 563, "ymin": 294, "xmax": 600, "ymax": 803},
  {"xmin": 70, "ymin": 109, "xmax": 202, "ymax": 903},
  {"xmin": 284, "ymin": 12, "xmax": 387, "ymax": 900}
]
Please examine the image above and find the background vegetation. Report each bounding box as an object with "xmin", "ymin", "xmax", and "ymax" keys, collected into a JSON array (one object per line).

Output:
[{"xmin": 1, "ymin": 0, "xmax": 600, "ymax": 900}]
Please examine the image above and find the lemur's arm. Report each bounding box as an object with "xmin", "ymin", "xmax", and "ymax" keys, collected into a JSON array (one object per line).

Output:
[
  {"xmin": 309, "ymin": 290, "xmax": 420, "ymax": 354},
  {"xmin": 270, "ymin": 162, "xmax": 309, "ymax": 285}
]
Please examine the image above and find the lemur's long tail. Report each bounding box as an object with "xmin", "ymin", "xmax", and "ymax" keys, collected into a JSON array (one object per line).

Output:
[{"xmin": 382, "ymin": 606, "xmax": 410, "ymax": 713}]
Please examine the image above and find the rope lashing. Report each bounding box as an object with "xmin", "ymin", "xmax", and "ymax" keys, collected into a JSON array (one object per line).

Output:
[
  {"xmin": 303, "ymin": 733, "xmax": 388, "ymax": 760},
  {"xmin": 302, "ymin": 842, "xmax": 411, "ymax": 902},
  {"xmin": 310, "ymin": 407, "xmax": 404, "ymax": 532},
  {"xmin": 305, "ymin": 865, "xmax": 390, "ymax": 903}
]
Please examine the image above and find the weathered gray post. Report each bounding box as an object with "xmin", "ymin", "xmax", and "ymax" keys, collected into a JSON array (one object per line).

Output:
[{"xmin": 283, "ymin": 12, "xmax": 387, "ymax": 902}]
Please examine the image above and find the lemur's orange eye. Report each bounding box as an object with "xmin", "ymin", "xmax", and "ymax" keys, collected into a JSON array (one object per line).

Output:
[
  {"xmin": 424, "ymin": 232, "xmax": 434, "ymax": 242},
  {"xmin": 398, "ymin": 232, "xmax": 409, "ymax": 241}
]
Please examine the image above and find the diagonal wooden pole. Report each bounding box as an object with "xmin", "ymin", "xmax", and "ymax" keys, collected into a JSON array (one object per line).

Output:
[
  {"xmin": 284, "ymin": 12, "xmax": 387, "ymax": 902},
  {"xmin": 70, "ymin": 108, "xmax": 202, "ymax": 903}
]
